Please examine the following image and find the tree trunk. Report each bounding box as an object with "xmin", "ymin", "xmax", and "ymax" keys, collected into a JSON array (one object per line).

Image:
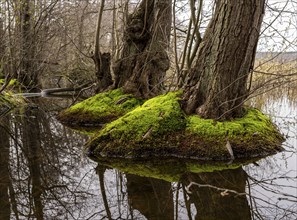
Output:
[
  {"xmin": 19, "ymin": 0, "xmax": 38, "ymax": 90},
  {"xmin": 113, "ymin": 0, "xmax": 172, "ymax": 99},
  {"xmin": 93, "ymin": 0, "xmax": 113, "ymax": 92},
  {"xmin": 93, "ymin": 52, "xmax": 113, "ymax": 92},
  {"xmin": 183, "ymin": 0, "xmax": 265, "ymax": 120},
  {"xmin": 0, "ymin": 15, "xmax": 4, "ymax": 78}
]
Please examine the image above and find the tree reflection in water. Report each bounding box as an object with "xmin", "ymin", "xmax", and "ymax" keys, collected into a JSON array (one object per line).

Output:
[
  {"xmin": 181, "ymin": 168, "xmax": 251, "ymax": 220},
  {"xmin": 0, "ymin": 115, "xmax": 11, "ymax": 220},
  {"xmin": 0, "ymin": 97, "xmax": 295, "ymax": 219},
  {"xmin": 126, "ymin": 174, "xmax": 174, "ymax": 220},
  {"xmin": 0, "ymin": 100, "xmax": 102, "ymax": 219}
]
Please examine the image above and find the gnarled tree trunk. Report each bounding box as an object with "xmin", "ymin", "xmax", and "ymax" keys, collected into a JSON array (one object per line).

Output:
[
  {"xmin": 113, "ymin": 0, "xmax": 172, "ymax": 99},
  {"xmin": 183, "ymin": 0, "xmax": 265, "ymax": 120}
]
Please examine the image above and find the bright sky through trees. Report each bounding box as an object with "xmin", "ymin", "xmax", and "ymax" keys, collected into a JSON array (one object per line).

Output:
[
  {"xmin": 175, "ymin": 0, "xmax": 297, "ymax": 52},
  {"xmin": 258, "ymin": 0, "xmax": 297, "ymax": 52}
]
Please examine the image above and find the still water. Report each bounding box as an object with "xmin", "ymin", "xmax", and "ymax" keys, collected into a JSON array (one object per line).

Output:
[{"xmin": 0, "ymin": 94, "xmax": 296, "ymax": 220}]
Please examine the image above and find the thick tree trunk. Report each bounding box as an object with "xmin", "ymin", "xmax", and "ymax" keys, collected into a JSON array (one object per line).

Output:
[
  {"xmin": 183, "ymin": 0, "xmax": 265, "ymax": 120},
  {"xmin": 113, "ymin": 0, "xmax": 172, "ymax": 98}
]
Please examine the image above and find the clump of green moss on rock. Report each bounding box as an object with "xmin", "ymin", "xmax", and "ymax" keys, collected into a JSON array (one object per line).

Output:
[
  {"xmin": 57, "ymin": 89, "xmax": 143, "ymax": 126},
  {"xmin": 86, "ymin": 91, "xmax": 284, "ymax": 160}
]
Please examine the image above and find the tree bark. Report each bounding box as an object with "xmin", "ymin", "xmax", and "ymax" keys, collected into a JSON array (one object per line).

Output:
[
  {"xmin": 93, "ymin": 0, "xmax": 113, "ymax": 92},
  {"xmin": 0, "ymin": 15, "xmax": 5, "ymax": 78},
  {"xmin": 113, "ymin": 0, "xmax": 172, "ymax": 99},
  {"xmin": 19, "ymin": 0, "xmax": 38, "ymax": 90},
  {"xmin": 183, "ymin": 0, "xmax": 265, "ymax": 120}
]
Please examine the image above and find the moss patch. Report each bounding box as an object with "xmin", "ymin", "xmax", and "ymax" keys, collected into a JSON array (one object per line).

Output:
[
  {"xmin": 0, "ymin": 92, "xmax": 26, "ymax": 116},
  {"xmin": 186, "ymin": 108, "xmax": 284, "ymax": 158},
  {"xmin": 0, "ymin": 78, "xmax": 19, "ymax": 88},
  {"xmin": 92, "ymin": 91, "xmax": 185, "ymax": 140},
  {"xmin": 86, "ymin": 91, "xmax": 187, "ymax": 157},
  {"xmin": 57, "ymin": 89, "xmax": 143, "ymax": 126},
  {"xmin": 86, "ymin": 92, "xmax": 284, "ymax": 160}
]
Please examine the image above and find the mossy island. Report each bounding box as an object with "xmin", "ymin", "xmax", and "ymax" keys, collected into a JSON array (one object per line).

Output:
[
  {"xmin": 57, "ymin": 89, "xmax": 143, "ymax": 127},
  {"xmin": 58, "ymin": 89, "xmax": 284, "ymax": 160}
]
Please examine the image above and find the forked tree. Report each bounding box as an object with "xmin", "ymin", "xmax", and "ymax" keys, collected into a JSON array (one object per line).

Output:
[{"xmin": 112, "ymin": 0, "xmax": 265, "ymax": 120}]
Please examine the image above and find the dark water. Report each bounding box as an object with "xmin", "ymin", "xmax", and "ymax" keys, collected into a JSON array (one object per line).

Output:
[{"xmin": 0, "ymin": 95, "xmax": 296, "ymax": 220}]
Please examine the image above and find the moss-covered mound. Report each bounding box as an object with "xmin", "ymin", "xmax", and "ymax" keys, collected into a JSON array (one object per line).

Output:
[
  {"xmin": 86, "ymin": 92, "xmax": 284, "ymax": 160},
  {"xmin": 57, "ymin": 89, "xmax": 143, "ymax": 126}
]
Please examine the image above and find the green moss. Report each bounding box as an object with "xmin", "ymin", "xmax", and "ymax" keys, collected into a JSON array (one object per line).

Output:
[
  {"xmin": 57, "ymin": 89, "xmax": 143, "ymax": 126},
  {"xmin": 98, "ymin": 91, "xmax": 185, "ymax": 140},
  {"xmin": 86, "ymin": 92, "xmax": 284, "ymax": 160},
  {"xmin": 0, "ymin": 91, "xmax": 26, "ymax": 116},
  {"xmin": 86, "ymin": 91, "xmax": 187, "ymax": 156},
  {"xmin": 187, "ymin": 108, "xmax": 282, "ymax": 143},
  {"xmin": 0, "ymin": 79, "xmax": 19, "ymax": 88}
]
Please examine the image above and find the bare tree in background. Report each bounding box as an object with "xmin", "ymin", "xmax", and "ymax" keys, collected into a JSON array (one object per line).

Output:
[{"xmin": 92, "ymin": 0, "xmax": 113, "ymax": 92}]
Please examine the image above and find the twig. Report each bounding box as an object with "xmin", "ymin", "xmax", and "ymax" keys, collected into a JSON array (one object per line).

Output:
[{"xmin": 185, "ymin": 182, "xmax": 246, "ymax": 196}]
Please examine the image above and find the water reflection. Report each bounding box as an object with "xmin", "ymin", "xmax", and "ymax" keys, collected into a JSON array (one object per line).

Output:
[
  {"xmin": 0, "ymin": 99, "xmax": 101, "ymax": 219},
  {"xmin": 94, "ymin": 157, "xmax": 296, "ymax": 220},
  {"xmin": 126, "ymin": 174, "xmax": 174, "ymax": 220},
  {"xmin": 0, "ymin": 90, "xmax": 296, "ymax": 219},
  {"xmin": 94, "ymin": 158, "xmax": 251, "ymax": 219},
  {"xmin": 181, "ymin": 168, "xmax": 251, "ymax": 220},
  {"xmin": 0, "ymin": 115, "xmax": 11, "ymax": 220}
]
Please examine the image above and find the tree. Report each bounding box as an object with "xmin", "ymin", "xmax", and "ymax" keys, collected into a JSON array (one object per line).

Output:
[
  {"xmin": 182, "ymin": 0, "xmax": 266, "ymax": 120},
  {"xmin": 92, "ymin": 0, "xmax": 113, "ymax": 92},
  {"xmin": 113, "ymin": 0, "xmax": 172, "ymax": 98},
  {"xmin": 83, "ymin": 0, "xmax": 285, "ymax": 160},
  {"xmin": 18, "ymin": 0, "xmax": 41, "ymax": 90},
  {"xmin": 0, "ymin": 10, "xmax": 4, "ymax": 79}
]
